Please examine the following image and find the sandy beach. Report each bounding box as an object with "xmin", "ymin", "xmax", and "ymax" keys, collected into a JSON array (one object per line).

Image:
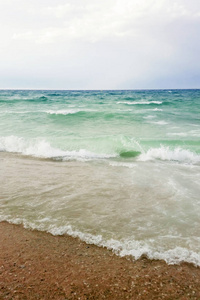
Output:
[{"xmin": 0, "ymin": 222, "xmax": 199, "ymax": 299}]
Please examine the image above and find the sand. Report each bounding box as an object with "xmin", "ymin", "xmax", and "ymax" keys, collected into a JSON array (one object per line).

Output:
[{"xmin": 0, "ymin": 221, "xmax": 199, "ymax": 299}]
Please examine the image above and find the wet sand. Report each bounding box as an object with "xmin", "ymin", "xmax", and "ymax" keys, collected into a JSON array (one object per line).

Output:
[{"xmin": 0, "ymin": 221, "xmax": 199, "ymax": 299}]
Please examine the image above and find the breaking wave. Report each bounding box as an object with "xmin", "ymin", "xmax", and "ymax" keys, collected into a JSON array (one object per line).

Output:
[
  {"xmin": 117, "ymin": 101, "xmax": 162, "ymax": 105},
  {"xmin": 46, "ymin": 109, "xmax": 95, "ymax": 115},
  {"xmin": 0, "ymin": 136, "xmax": 199, "ymax": 164},
  {"xmin": 1, "ymin": 217, "xmax": 200, "ymax": 267},
  {"xmin": 0, "ymin": 136, "xmax": 113, "ymax": 161},
  {"xmin": 138, "ymin": 146, "xmax": 200, "ymax": 164}
]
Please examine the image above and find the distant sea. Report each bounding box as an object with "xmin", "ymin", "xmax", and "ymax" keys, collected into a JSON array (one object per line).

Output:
[{"xmin": 0, "ymin": 89, "xmax": 200, "ymax": 266}]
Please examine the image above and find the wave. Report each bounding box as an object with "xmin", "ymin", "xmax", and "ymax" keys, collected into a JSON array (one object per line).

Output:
[
  {"xmin": 0, "ymin": 109, "xmax": 96, "ymax": 116},
  {"xmin": 46, "ymin": 109, "xmax": 95, "ymax": 115},
  {"xmin": 1, "ymin": 136, "xmax": 199, "ymax": 164},
  {"xmin": 150, "ymin": 121, "xmax": 168, "ymax": 125},
  {"xmin": 117, "ymin": 101, "xmax": 162, "ymax": 105},
  {"xmin": 168, "ymin": 131, "xmax": 200, "ymax": 138},
  {"xmin": 138, "ymin": 146, "xmax": 200, "ymax": 164},
  {"xmin": 39, "ymin": 96, "xmax": 48, "ymax": 100},
  {"xmin": 143, "ymin": 115, "xmax": 156, "ymax": 119},
  {"xmin": 47, "ymin": 109, "xmax": 83, "ymax": 115},
  {"xmin": 0, "ymin": 136, "xmax": 114, "ymax": 160},
  {"xmin": 151, "ymin": 108, "xmax": 163, "ymax": 111},
  {"xmin": 0, "ymin": 98, "xmax": 49, "ymax": 104},
  {"xmin": 0, "ymin": 135, "xmax": 142, "ymax": 160},
  {"xmin": 1, "ymin": 217, "xmax": 200, "ymax": 266},
  {"xmin": 119, "ymin": 150, "xmax": 140, "ymax": 158},
  {"xmin": 47, "ymin": 93, "xmax": 61, "ymax": 97},
  {"xmin": 46, "ymin": 109, "xmax": 132, "ymax": 119},
  {"xmin": 0, "ymin": 110, "xmax": 34, "ymax": 115}
]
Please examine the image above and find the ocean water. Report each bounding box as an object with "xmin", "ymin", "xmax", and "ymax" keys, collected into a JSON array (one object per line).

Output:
[{"xmin": 0, "ymin": 89, "xmax": 200, "ymax": 266}]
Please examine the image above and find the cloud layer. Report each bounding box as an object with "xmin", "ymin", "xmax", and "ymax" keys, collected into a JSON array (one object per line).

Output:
[{"xmin": 0, "ymin": 0, "xmax": 200, "ymax": 89}]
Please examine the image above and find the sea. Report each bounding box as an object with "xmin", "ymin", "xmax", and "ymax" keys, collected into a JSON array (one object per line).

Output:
[{"xmin": 0, "ymin": 89, "xmax": 200, "ymax": 266}]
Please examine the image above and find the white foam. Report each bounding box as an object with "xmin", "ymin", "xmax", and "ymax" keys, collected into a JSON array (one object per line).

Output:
[
  {"xmin": 168, "ymin": 131, "xmax": 200, "ymax": 137},
  {"xmin": 46, "ymin": 109, "xmax": 95, "ymax": 115},
  {"xmin": 167, "ymin": 132, "xmax": 188, "ymax": 137},
  {"xmin": 1, "ymin": 216, "xmax": 199, "ymax": 266},
  {"xmin": 109, "ymin": 161, "xmax": 136, "ymax": 168},
  {"xmin": 0, "ymin": 136, "xmax": 66, "ymax": 157},
  {"xmin": 117, "ymin": 101, "xmax": 162, "ymax": 105},
  {"xmin": 47, "ymin": 229, "xmax": 200, "ymax": 266},
  {"xmin": 62, "ymin": 149, "xmax": 113, "ymax": 160},
  {"xmin": 143, "ymin": 115, "xmax": 156, "ymax": 119},
  {"xmin": 150, "ymin": 120, "xmax": 168, "ymax": 125},
  {"xmin": 138, "ymin": 146, "xmax": 200, "ymax": 164},
  {"xmin": 0, "ymin": 110, "xmax": 34, "ymax": 114},
  {"xmin": 1, "ymin": 109, "xmax": 96, "ymax": 116},
  {"xmin": 105, "ymin": 239, "xmax": 200, "ymax": 266},
  {"xmin": 152, "ymin": 108, "xmax": 163, "ymax": 111},
  {"xmin": 0, "ymin": 136, "xmax": 114, "ymax": 160}
]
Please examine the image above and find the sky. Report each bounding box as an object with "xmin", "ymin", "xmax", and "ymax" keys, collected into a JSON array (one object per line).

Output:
[{"xmin": 0, "ymin": 0, "xmax": 200, "ymax": 90}]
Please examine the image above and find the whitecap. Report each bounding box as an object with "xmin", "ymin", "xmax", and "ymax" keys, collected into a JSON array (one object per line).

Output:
[
  {"xmin": 138, "ymin": 146, "xmax": 200, "ymax": 164},
  {"xmin": 150, "ymin": 120, "xmax": 168, "ymax": 125},
  {"xmin": 0, "ymin": 136, "xmax": 114, "ymax": 161},
  {"xmin": 46, "ymin": 109, "xmax": 82, "ymax": 115},
  {"xmin": 143, "ymin": 115, "xmax": 156, "ymax": 119},
  {"xmin": 46, "ymin": 109, "xmax": 96, "ymax": 115},
  {"xmin": 117, "ymin": 101, "xmax": 162, "ymax": 105},
  {"xmin": 152, "ymin": 108, "xmax": 163, "ymax": 111}
]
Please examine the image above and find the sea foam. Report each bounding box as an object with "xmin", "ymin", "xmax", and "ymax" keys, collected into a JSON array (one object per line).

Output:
[
  {"xmin": 1, "ymin": 215, "xmax": 200, "ymax": 266},
  {"xmin": 117, "ymin": 101, "xmax": 162, "ymax": 105},
  {"xmin": 46, "ymin": 109, "xmax": 95, "ymax": 115},
  {"xmin": 1, "ymin": 136, "xmax": 199, "ymax": 164},
  {"xmin": 150, "ymin": 120, "xmax": 168, "ymax": 125},
  {"xmin": 0, "ymin": 136, "xmax": 113, "ymax": 160},
  {"xmin": 138, "ymin": 146, "xmax": 200, "ymax": 164}
]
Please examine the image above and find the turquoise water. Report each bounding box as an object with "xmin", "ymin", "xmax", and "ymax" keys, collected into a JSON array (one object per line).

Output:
[{"xmin": 0, "ymin": 89, "xmax": 200, "ymax": 265}]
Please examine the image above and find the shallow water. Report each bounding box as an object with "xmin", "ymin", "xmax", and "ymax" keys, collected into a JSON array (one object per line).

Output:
[{"xmin": 0, "ymin": 89, "xmax": 200, "ymax": 265}]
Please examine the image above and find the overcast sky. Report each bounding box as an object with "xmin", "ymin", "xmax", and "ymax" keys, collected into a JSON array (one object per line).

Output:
[{"xmin": 0, "ymin": 0, "xmax": 200, "ymax": 89}]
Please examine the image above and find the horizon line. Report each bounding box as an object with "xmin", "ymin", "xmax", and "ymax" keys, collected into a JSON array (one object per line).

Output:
[{"xmin": 0, "ymin": 88, "xmax": 200, "ymax": 91}]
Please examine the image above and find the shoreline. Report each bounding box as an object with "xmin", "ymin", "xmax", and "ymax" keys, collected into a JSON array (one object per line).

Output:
[{"xmin": 0, "ymin": 222, "xmax": 200, "ymax": 299}]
